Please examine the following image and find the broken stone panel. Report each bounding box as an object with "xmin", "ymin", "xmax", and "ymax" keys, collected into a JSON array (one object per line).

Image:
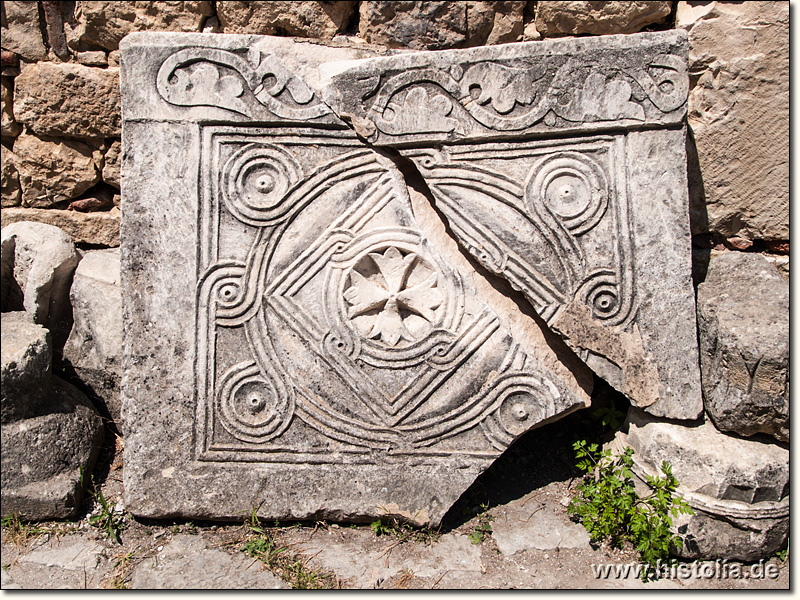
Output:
[
  {"xmin": 120, "ymin": 33, "xmax": 592, "ymax": 525},
  {"xmin": 324, "ymin": 31, "xmax": 702, "ymax": 420}
]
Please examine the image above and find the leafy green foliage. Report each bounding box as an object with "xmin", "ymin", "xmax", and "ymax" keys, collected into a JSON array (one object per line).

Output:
[
  {"xmin": 369, "ymin": 516, "xmax": 439, "ymax": 544},
  {"xmin": 88, "ymin": 481, "xmax": 124, "ymax": 544},
  {"xmin": 568, "ymin": 440, "xmax": 693, "ymax": 579},
  {"xmin": 467, "ymin": 503, "xmax": 494, "ymax": 545}
]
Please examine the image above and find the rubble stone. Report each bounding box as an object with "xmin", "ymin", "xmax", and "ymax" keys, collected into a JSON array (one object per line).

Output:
[
  {"xmin": 679, "ymin": 1, "xmax": 789, "ymax": 242},
  {"xmin": 1, "ymin": 143, "xmax": 21, "ymax": 207},
  {"xmin": 535, "ymin": 1, "xmax": 672, "ymax": 37},
  {"xmin": 218, "ymin": 1, "xmax": 356, "ymax": 38},
  {"xmin": 64, "ymin": 0, "xmax": 213, "ymax": 51},
  {"xmin": 0, "ymin": 311, "xmax": 51, "ymax": 424},
  {"xmin": 14, "ymin": 62, "xmax": 121, "ymax": 139},
  {"xmin": 697, "ymin": 252, "xmax": 789, "ymax": 442},
  {"xmin": 1, "ymin": 76, "xmax": 21, "ymax": 138},
  {"xmin": 1, "ymin": 221, "xmax": 80, "ymax": 348},
  {"xmin": 102, "ymin": 140, "xmax": 121, "ymax": 189},
  {"xmin": 12, "ymin": 132, "xmax": 101, "ymax": 208},
  {"xmin": 63, "ymin": 248, "xmax": 123, "ymax": 429},
  {"xmin": 0, "ymin": 1, "xmax": 47, "ymax": 61},
  {"xmin": 1, "ymin": 206, "xmax": 120, "ymax": 246}
]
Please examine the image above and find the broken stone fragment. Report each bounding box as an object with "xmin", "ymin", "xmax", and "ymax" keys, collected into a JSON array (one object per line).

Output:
[
  {"xmin": 218, "ymin": 0, "xmax": 356, "ymax": 39},
  {"xmin": 0, "ymin": 311, "xmax": 51, "ymax": 424},
  {"xmin": 323, "ymin": 31, "xmax": 702, "ymax": 420},
  {"xmin": 63, "ymin": 248, "xmax": 123, "ymax": 431},
  {"xmin": 1, "ymin": 206, "xmax": 121, "ymax": 247},
  {"xmin": 1, "ymin": 143, "xmax": 21, "ymax": 207},
  {"xmin": 1, "ymin": 76, "xmax": 22, "ymax": 139},
  {"xmin": 0, "ymin": 1, "xmax": 48, "ymax": 61},
  {"xmin": 612, "ymin": 408, "xmax": 788, "ymax": 562},
  {"xmin": 697, "ymin": 252, "xmax": 789, "ymax": 442},
  {"xmin": 102, "ymin": 140, "xmax": 121, "ymax": 189},
  {"xmin": 120, "ymin": 32, "xmax": 592, "ymax": 525}
]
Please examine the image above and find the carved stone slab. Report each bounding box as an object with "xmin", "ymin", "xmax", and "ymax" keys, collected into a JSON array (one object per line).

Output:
[
  {"xmin": 324, "ymin": 31, "xmax": 702, "ymax": 419},
  {"xmin": 120, "ymin": 34, "xmax": 591, "ymax": 525}
]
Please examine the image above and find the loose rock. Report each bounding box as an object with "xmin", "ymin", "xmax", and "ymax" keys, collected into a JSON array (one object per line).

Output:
[
  {"xmin": 102, "ymin": 141, "xmax": 121, "ymax": 189},
  {"xmin": 14, "ymin": 62, "xmax": 121, "ymax": 139},
  {"xmin": 12, "ymin": 132, "xmax": 101, "ymax": 208},
  {"xmin": 0, "ymin": 1, "xmax": 48, "ymax": 61},
  {"xmin": 697, "ymin": 252, "xmax": 789, "ymax": 442},
  {"xmin": 1, "ymin": 221, "xmax": 80, "ymax": 349},
  {"xmin": 680, "ymin": 1, "xmax": 789, "ymax": 242},
  {"xmin": 218, "ymin": 1, "xmax": 356, "ymax": 38},
  {"xmin": 0, "ymin": 311, "xmax": 51, "ymax": 424},
  {"xmin": 535, "ymin": 1, "xmax": 672, "ymax": 37},
  {"xmin": 63, "ymin": 248, "xmax": 123, "ymax": 429}
]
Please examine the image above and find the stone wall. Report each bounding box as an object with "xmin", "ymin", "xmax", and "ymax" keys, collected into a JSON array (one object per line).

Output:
[{"xmin": 0, "ymin": 1, "xmax": 789, "ymax": 277}]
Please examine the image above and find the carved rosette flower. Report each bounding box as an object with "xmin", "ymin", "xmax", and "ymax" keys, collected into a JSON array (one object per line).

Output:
[{"xmin": 344, "ymin": 247, "xmax": 444, "ymax": 346}]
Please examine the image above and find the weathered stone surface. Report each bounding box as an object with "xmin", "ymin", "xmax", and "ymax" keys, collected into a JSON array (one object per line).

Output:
[
  {"xmin": 0, "ymin": 1, "xmax": 47, "ymax": 61},
  {"xmin": 679, "ymin": 1, "xmax": 789, "ymax": 242},
  {"xmin": 1, "ymin": 221, "xmax": 79, "ymax": 348},
  {"xmin": 697, "ymin": 252, "xmax": 788, "ymax": 442},
  {"xmin": 491, "ymin": 502, "xmax": 589, "ymax": 555},
  {"xmin": 1, "ymin": 142, "xmax": 21, "ymax": 207},
  {"xmin": 120, "ymin": 32, "xmax": 591, "ymax": 525},
  {"xmin": 535, "ymin": 1, "xmax": 672, "ymax": 37},
  {"xmin": 613, "ymin": 408, "xmax": 789, "ymax": 561},
  {"xmin": 1, "ymin": 76, "xmax": 21, "ymax": 138},
  {"xmin": 76, "ymin": 50, "xmax": 108, "ymax": 66},
  {"xmin": 129, "ymin": 534, "xmax": 289, "ymax": 589},
  {"xmin": 358, "ymin": 1, "xmax": 525, "ymax": 50},
  {"xmin": 14, "ymin": 62, "xmax": 121, "ymax": 139},
  {"xmin": 0, "ymin": 376, "xmax": 104, "ymax": 520},
  {"xmin": 63, "ymin": 248, "xmax": 122, "ymax": 429},
  {"xmin": 218, "ymin": 1, "xmax": 356, "ymax": 38},
  {"xmin": 12, "ymin": 132, "xmax": 101, "ymax": 207},
  {"xmin": 325, "ymin": 31, "xmax": 702, "ymax": 420},
  {"xmin": 102, "ymin": 140, "xmax": 121, "ymax": 189},
  {"xmin": 0, "ymin": 311, "xmax": 51, "ymax": 424},
  {"xmin": 1, "ymin": 206, "xmax": 121, "ymax": 246},
  {"xmin": 65, "ymin": 0, "xmax": 213, "ymax": 51}
]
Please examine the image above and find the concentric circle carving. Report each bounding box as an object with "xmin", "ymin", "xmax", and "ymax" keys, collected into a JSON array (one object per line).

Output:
[
  {"xmin": 528, "ymin": 152, "xmax": 609, "ymax": 236},
  {"xmin": 217, "ymin": 362, "xmax": 293, "ymax": 443},
  {"xmin": 221, "ymin": 143, "xmax": 303, "ymax": 225},
  {"xmin": 576, "ymin": 270, "xmax": 633, "ymax": 325}
]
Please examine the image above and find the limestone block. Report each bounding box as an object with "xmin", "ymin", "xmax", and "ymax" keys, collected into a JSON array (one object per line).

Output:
[
  {"xmin": 12, "ymin": 132, "xmax": 101, "ymax": 207},
  {"xmin": 0, "ymin": 1, "xmax": 47, "ymax": 61},
  {"xmin": 120, "ymin": 33, "xmax": 592, "ymax": 525},
  {"xmin": 325, "ymin": 31, "xmax": 702, "ymax": 420},
  {"xmin": 1, "ymin": 76, "xmax": 21, "ymax": 138},
  {"xmin": 697, "ymin": 252, "xmax": 788, "ymax": 442},
  {"xmin": 1, "ymin": 142, "xmax": 21, "ymax": 206},
  {"xmin": 218, "ymin": 1, "xmax": 356, "ymax": 38},
  {"xmin": 64, "ymin": 1, "xmax": 213, "ymax": 51},
  {"xmin": 13, "ymin": 62, "xmax": 121, "ymax": 139},
  {"xmin": 63, "ymin": 248, "xmax": 122, "ymax": 429},
  {"xmin": 614, "ymin": 408, "xmax": 789, "ymax": 561},
  {"xmin": 359, "ymin": 1, "xmax": 468, "ymax": 49},
  {"xmin": 1, "ymin": 206, "xmax": 120, "ymax": 246},
  {"xmin": 102, "ymin": 140, "xmax": 121, "ymax": 189},
  {"xmin": 535, "ymin": 1, "xmax": 672, "ymax": 37},
  {"xmin": 0, "ymin": 377, "xmax": 104, "ymax": 520},
  {"xmin": 76, "ymin": 50, "xmax": 108, "ymax": 66},
  {"xmin": 0, "ymin": 311, "xmax": 51, "ymax": 424},
  {"xmin": 679, "ymin": 1, "xmax": 789, "ymax": 242},
  {"xmin": 1, "ymin": 221, "xmax": 79, "ymax": 348}
]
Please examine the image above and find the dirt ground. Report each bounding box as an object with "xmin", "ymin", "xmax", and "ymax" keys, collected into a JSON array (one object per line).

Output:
[{"xmin": 0, "ymin": 395, "xmax": 790, "ymax": 590}]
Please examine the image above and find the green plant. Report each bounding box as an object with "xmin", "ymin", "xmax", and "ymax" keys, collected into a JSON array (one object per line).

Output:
[
  {"xmin": 369, "ymin": 516, "xmax": 439, "ymax": 545},
  {"xmin": 88, "ymin": 481, "xmax": 124, "ymax": 544},
  {"xmin": 568, "ymin": 440, "xmax": 693, "ymax": 580},
  {"xmin": 467, "ymin": 503, "xmax": 494, "ymax": 545},
  {"xmin": 775, "ymin": 538, "xmax": 788, "ymax": 562},
  {"xmin": 1, "ymin": 513, "xmax": 55, "ymax": 545}
]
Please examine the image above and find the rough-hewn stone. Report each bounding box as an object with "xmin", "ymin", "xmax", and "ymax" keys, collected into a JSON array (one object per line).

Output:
[
  {"xmin": 359, "ymin": 1, "xmax": 467, "ymax": 49},
  {"xmin": 325, "ymin": 31, "xmax": 702, "ymax": 420},
  {"xmin": 0, "ymin": 1, "xmax": 47, "ymax": 61},
  {"xmin": 120, "ymin": 32, "xmax": 592, "ymax": 525},
  {"xmin": 102, "ymin": 140, "xmax": 121, "ymax": 189},
  {"xmin": 535, "ymin": 1, "xmax": 672, "ymax": 37},
  {"xmin": 63, "ymin": 248, "xmax": 122, "ymax": 429},
  {"xmin": 1, "ymin": 143, "xmax": 21, "ymax": 207},
  {"xmin": 1, "ymin": 206, "xmax": 120, "ymax": 246},
  {"xmin": 613, "ymin": 408, "xmax": 788, "ymax": 561},
  {"xmin": 0, "ymin": 377, "xmax": 104, "ymax": 520},
  {"xmin": 76, "ymin": 50, "xmax": 108, "ymax": 66},
  {"xmin": 1, "ymin": 221, "xmax": 79, "ymax": 348},
  {"xmin": 679, "ymin": 1, "xmax": 789, "ymax": 242},
  {"xmin": 467, "ymin": 1, "xmax": 526, "ymax": 46},
  {"xmin": 64, "ymin": 0, "xmax": 213, "ymax": 51},
  {"xmin": 218, "ymin": 1, "xmax": 356, "ymax": 38},
  {"xmin": 697, "ymin": 252, "xmax": 788, "ymax": 442},
  {"xmin": 1, "ymin": 76, "xmax": 21, "ymax": 138},
  {"xmin": 0, "ymin": 311, "xmax": 51, "ymax": 424},
  {"xmin": 12, "ymin": 132, "xmax": 101, "ymax": 208},
  {"xmin": 13, "ymin": 62, "xmax": 121, "ymax": 139}
]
